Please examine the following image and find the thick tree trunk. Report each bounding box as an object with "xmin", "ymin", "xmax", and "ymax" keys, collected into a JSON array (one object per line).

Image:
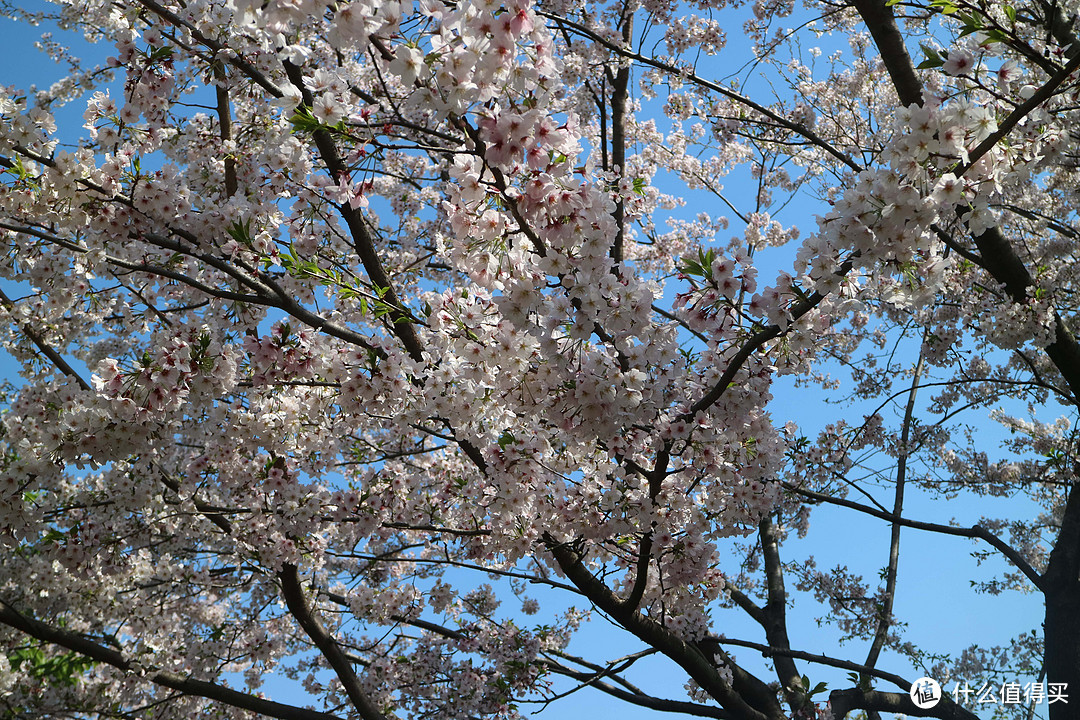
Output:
[
  {"xmin": 1042, "ymin": 484, "xmax": 1080, "ymax": 720},
  {"xmin": 1044, "ymin": 588, "xmax": 1080, "ymax": 720}
]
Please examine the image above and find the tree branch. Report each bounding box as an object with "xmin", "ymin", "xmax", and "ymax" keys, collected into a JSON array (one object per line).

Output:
[
  {"xmin": 686, "ymin": 258, "xmax": 854, "ymax": 420},
  {"xmin": 757, "ymin": 516, "xmax": 802, "ymax": 709},
  {"xmin": 706, "ymin": 636, "xmax": 911, "ymax": 689},
  {"xmin": 542, "ymin": 663, "xmax": 735, "ymax": 718},
  {"xmin": 543, "ymin": 534, "xmax": 783, "ymax": 720},
  {"xmin": 0, "ymin": 286, "xmax": 91, "ymax": 391},
  {"xmin": 829, "ymin": 688, "xmax": 978, "ymax": 720},
  {"xmin": 865, "ymin": 347, "xmax": 925, "ymax": 672},
  {"xmin": 214, "ymin": 63, "xmax": 238, "ymax": 198},
  {"xmin": 852, "ymin": 0, "xmax": 923, "ymax": 107},
  {"xmin": 957, "ymin": 51, "xmax": 1080, "ymax": 177},
  {"xmin": 135, "ymin": 0, "xmax": 284, "ymax": 98},
  {"xmin": 785, "ymin": 484, "xmax": 1044, "ymax": 589},
  {"xmin": 0, "ymin": 599, "xmax": 343, "ymax": 720},
  {"xmin": 609, "ymin": 8, "xmax": 631, "ymax": 265},
  {"xmin": 281, "ymin": 60, "xmax": 425, "ymax": 364},
  {"xmin": 279, "ymin": 564, "xmax": 394, "ymax": 720},
  {"xmin": 540, "ymin": 11, "xmax": 863, "ymax": 173}
]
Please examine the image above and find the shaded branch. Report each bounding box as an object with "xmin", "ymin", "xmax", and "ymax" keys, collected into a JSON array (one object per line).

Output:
[
  {"xmin": 214, "ymin": 63, "xmax": 238, "ymax": 198},
  {"xmin": 0, "ymin": 286, "xmax": 91, "ymax": 391},
  {"xmin": 705, "ymin": 636, "xmax": 910, "ymax": 689},
  {"xmin": 539, "ymin": 12, "xmax": 863, "ymax": 173},
  {"xmin": 686, "ymin": 258, "xmax": 854, "ymax": 420},
  {"xmin": 0, "ymin": 599, "xmax": 343, "ymax": 720},
  {"xmin": 279, "ymin": 564, "xmax": 394, "ymax": 720},
  {"xmin": 281, "ymin": 59, "xmax": 425, "ymax": 364},
  {"xmin": 957, "ymin": 51, "xmax": 1080, "ymax": 177},
  {"xmin": 785, "ymin": 485, "xmax": 1044, "ymax": 589},
  {"xmin": 757, "ymin": 516, "xmax": 801, "ymax": 709},
  {"xmin": 853, "ymin": 0, "xmax": 923, "ymax": 107},
  {"xmin": 609, "ymin": 10, "xmax": 631, "ymax": 265},
  {"xmin": 829, "ymin": 688, "xmax": 978, "ymax": 720},
  {"xmin": 136, "ymin": 0, "xmax": 284, "ymax": 97},
  {"xmin": 543, "ymin": 534, "xmax": 783, "ymax": 720},
  {"xmin": 541, "ymin": 663, "xmax": 734, "ymax": 718},
  {"xmin": 865, "ymin": 347, "xmax": 925, "ymax": 672}
]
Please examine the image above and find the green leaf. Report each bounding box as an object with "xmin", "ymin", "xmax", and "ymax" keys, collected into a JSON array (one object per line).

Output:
[
  {"xmin": 227, "ymin": 218, "xmax": 254, "ymax": 247},
  {"xmin": 11, "ymin": 646, "xmax": 97, "ymax": 686},
  {"xmin": 679, "ymin": 247, "xmax": 717, "ymax": 279},
  {"xmin": 916, "ymin": 44, "xmax": 945, "ymax": 69},
  {"xmin": 928, "ymin": 0, "xmax": 959, "ymax": 12},
  {"xmin": 148, "ymin": 45, "xmax": 174, "ymax": 62},
  {"xmin": 41, "ymin": 529, "xmax": 65, "ymax": 543},
  {"xmin": 958, "ymin": 11, "xmax": 982, "ymax": 31},
  {"xmin": 4, "ymin": 155, "xmax": 29, "ymax": 180},
  {"xmin": 288, "ymin": 105, "xmax": 323, "ymax": 135}
]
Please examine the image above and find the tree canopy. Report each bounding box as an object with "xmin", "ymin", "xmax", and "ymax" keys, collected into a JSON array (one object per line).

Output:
[{"xmin": 1, "ymin": 0, "xmax": 1079, "ymax": 718}]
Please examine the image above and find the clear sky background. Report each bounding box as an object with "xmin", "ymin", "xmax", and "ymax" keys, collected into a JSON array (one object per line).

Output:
[{"xmin": 0, "ymin": 2, "xmax": 1053, "ymax": 718}]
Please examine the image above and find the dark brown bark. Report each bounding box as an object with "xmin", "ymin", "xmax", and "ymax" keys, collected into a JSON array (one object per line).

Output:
[
  {"xmin": 609, "ymin": 9, "xmax": 631, "ymax": 264},
  {"xmin": 0, "ymin": 600, "xmax": 343, "ymax": 720},
  {"xmin": 214, "ymin": 64, "xmax": 238, "ymax": 198},
  {"xmin": 544, "ymin": 534, "xmax": 785, "ymax": 720},
  {"xmin": 279, "ymin": 564, "xmax": 393, "ymax": 720},
  {"xmin": 281, "ymin": 59, "xmax": 425, "ymax": 365},
  {"xmin": 758, "ymin": 517, "xmax": 802, "ymax": 711},
  {"xmin": 1042, "ymin": 486, "xmax": 1080, "ymax": 720},
  {"xmin": 851, "ymin": 0, "xmax": 923, "ymax": 106},
  {"xmin": 829, "ymin": 688, "xmax": 978, "ymax": 719}
]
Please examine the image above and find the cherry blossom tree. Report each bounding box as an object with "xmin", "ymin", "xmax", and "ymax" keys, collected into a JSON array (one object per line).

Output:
[{"xmin": 1, "ymin": 0, "xmax": 1079, "ymax": 718}]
